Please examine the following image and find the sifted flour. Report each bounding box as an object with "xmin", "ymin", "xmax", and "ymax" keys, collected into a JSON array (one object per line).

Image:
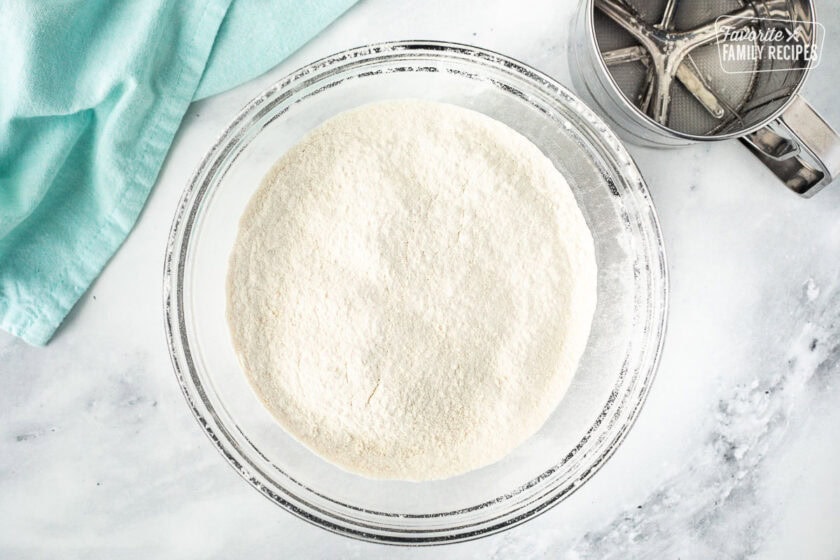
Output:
[{"xmin": 226, "ymin": 100, "xmax": 597, "ymax": 481}]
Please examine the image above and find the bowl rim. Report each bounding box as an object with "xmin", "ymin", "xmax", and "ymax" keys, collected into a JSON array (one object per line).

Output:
[{"xmin": 163, "ymin": 39, "xmax": 669, "ymax": 546}]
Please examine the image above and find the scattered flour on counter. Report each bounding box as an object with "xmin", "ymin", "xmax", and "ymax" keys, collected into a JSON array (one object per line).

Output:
[{"xmin": 226, "ymin": 100, "xmax": 597, "ymax": 480}]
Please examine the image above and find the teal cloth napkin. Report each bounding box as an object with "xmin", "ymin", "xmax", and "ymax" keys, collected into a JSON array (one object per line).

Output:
[{"xmin": 0, "ymin": 0, "xmax": 355, "ymax": 345}]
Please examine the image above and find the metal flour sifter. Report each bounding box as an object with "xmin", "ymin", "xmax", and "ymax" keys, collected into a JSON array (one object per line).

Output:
[{"xmin": 570, "ymin": 0, "xmax": 840, "ymax": 196}]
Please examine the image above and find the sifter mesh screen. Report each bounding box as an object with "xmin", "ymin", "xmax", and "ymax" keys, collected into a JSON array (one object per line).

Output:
[{"xmin": 593, "ymin": 0, "xmax": 814, "ymax": 137}]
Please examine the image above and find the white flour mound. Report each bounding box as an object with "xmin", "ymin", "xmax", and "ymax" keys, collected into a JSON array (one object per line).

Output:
[{"xmin": 227, "ymin": 100, "xmax": 597, "ymax": 481}]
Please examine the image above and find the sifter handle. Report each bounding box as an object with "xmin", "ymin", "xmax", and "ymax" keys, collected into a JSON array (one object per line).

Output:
[{"xmin": 740, "ymin": 95, "xmax": 840, "ymax": 197}]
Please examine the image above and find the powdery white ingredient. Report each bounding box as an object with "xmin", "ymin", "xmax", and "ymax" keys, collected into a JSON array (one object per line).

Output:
[{"xmin": 227, "ymin": 100, "xmax": 597, "ymax": 481}]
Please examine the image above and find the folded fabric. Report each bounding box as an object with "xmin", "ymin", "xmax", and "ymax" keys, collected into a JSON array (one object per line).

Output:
[{"xmin": 0, "ymin": 0, "xmax": 355, "ymax": 346}]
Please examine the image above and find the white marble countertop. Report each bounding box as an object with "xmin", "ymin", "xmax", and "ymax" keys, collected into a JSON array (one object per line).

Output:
[{"xmin": 2, "ymin": 1, "xmax": 839, "ymax": 557}]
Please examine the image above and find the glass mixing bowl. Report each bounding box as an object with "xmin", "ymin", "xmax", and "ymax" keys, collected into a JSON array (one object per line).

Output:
[{"xmin": 163, "ymin": 41, "xmax": 668, "ymax": 545}]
